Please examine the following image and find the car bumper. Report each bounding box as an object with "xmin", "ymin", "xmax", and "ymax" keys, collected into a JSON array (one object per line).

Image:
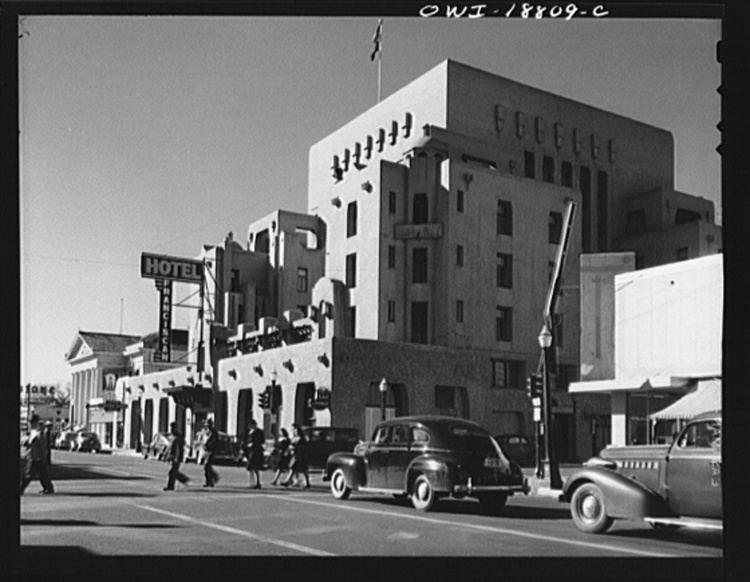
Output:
[{"xmin": 453, "ymin": 477, "xmax": 529, "ymax": 496}]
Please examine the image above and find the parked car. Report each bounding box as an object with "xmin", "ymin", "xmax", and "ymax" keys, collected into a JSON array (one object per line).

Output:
[
  {"xmin": 324, "ymin": 416, "xmax": 528, "ymax": 513},
  {"xmin": 185, "ymin": 431, "xmax": 243, "ymax": 466},
  {"xmin": 562, "ymin": 411, "xmax": 722, "ymax": 534},
  {"xmin": 143, "ymin": 432, "xmax": 171, "ymax": 461},
  {"xmin": 74, "ymin": 431, "xmax": 101, "ymax": 453},
  {"xmin": 302, "ymin": 427, "xmax": 360, "ymax": 470},
  {"xmin": 494, "ymin": 434, "xmax": 535, "ymax": 467},
  {"xmin": 55, "ymin": 430, "xmax": 79, "ymax": 450}
]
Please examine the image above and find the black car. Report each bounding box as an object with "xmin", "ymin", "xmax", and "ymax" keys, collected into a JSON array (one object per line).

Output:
[
  {"xmin": 324, "ymin": 416, "xmax": 528, "ymax": 513},
  {"xmin": 494, "ymin": 434, "xmax": 535, "ymax": 467},
  {"xmin": 302, "ymin": 427, "xmax": 360, "ymax": 470}
]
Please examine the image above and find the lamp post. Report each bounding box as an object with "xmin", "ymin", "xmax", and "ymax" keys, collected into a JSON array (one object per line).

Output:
[
  {"xmin": 538, "ymin": 322, "xmax": 563, "ymax": 490},
  {"xmin": 379, "ymin": 378, "xmax": 388, "ymax": 421}
]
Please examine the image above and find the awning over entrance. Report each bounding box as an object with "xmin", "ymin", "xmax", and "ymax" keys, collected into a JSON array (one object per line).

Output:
[
  {"xmin": 650, "ymin": 379, "xmax": 722, "ymax": 420},
  {"xmin": 162, "ymin": 385, "xmax": 212, "ymax": 411}
]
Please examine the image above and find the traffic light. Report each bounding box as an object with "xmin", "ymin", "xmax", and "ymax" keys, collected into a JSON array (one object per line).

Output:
[
  {"xmin": 526, "ymin": 373, "xmax": 544, "ymax": 399},
  {"xmin": 258, "ymin": 391, "xmax": 270, "ymax": 410}
]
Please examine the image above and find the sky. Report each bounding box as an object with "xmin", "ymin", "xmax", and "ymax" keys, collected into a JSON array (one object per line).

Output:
[{"xmin": 18, "ymin": 11, "xmax": 722, "ymax": 387}]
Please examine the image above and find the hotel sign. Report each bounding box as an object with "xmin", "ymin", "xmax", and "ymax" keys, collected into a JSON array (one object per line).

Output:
[
  {"xmin": 153, "ymin": 279, "xmax": 173, "ymax": 362},
  {"xmin": 140, "ymin": 253, "xmax": 203, "ymax": 284}
]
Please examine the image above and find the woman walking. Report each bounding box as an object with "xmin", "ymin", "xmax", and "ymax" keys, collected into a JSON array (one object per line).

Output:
[
  {"xmin": 244, "ymin": 420, "xmax": 265, "ymax": 489},
  {"xmin": 283, "ymin": 424, "xmax": 310, "ymax": 489},
  {"xmin": 270, "ymin": 428, "xmax": 291, "ymax": 486}
]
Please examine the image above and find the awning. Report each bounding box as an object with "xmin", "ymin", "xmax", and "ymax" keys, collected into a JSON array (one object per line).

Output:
[
  {"xmin": 650, "ymin": 379, "xmax": 721, "ymax": 420},
  {"xmin": 162, "ymin": 384, "xmax": 212, "ymax": 411}
]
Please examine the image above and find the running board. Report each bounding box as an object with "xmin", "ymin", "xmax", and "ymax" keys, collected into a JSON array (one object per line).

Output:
[
  {"xmin": 358, "ymin": 486, "xmax": 403, "ymax": 495},
  {"xmin": 644, "ymin": 517, "xmax": 723, "ymax": 531}
]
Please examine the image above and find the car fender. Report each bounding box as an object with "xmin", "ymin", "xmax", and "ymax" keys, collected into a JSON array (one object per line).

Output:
[
  {"xmin": 563, "ymin": 466, "xmax": 672, "ymax": 519},
  {"xmin": 325, "ymin": 452, "xmax": 366, "ymax": 488},
  {"xmin": 406, "ymin": 455, "xmax": 453, "ymax": 493}
]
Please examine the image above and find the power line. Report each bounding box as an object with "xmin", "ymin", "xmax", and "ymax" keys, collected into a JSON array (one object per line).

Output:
[{"xmin": 22, "ymin": 253, "xmax": 138, "ymax": 268}]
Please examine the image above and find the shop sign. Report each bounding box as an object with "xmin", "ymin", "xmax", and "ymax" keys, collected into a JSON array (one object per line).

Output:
[
  {"xmin": 154, "ymin": 280, "xmax": 172, "ymax": 362},
  {"xmin": 313, "ymin": 388, "xmax": 331, "ymax": 411}
]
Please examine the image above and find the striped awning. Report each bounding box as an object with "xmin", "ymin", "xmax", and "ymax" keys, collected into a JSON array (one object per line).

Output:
[{"xmin": 650, "ymin": 379, "xmax": 722, "ymax": 420}]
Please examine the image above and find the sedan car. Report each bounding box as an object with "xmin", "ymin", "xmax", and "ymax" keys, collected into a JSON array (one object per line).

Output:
[
  {"xmin": 74, "ymin": 431, "xmax": 101, "ymax": 453},
  {"xmin": 55, "ymin": 430, "xmax": 79, "ymax": 450},
  {"xmin": 142, "ymin": 432, "xmax": 171, "ymax": 460},
  {"xmin": 494, "ymin": 434, "xmax": 535, "ymax": 467},
  {"xmin": 302, "ymin": 427, "xmax": 360, "ymax": 470},
  {"xmin": 324, "ymin": 416, "xmax": 528, "ymax": 513}
]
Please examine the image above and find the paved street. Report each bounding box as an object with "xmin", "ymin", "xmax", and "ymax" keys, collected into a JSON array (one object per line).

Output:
[{"xmin": 17, "ymin": 450, "xmax": 723, "ymax": 568}]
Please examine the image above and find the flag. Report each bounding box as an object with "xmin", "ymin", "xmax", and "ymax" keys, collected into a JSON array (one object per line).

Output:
[{"xmin": 371, "ymin": 18, "xmax": 383, "ymax": 61}]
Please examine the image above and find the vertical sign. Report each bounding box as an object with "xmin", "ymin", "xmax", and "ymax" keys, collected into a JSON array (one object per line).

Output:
[{"xmin": 154, "ymin": 279, "xmax": 173, "ymax": 362}]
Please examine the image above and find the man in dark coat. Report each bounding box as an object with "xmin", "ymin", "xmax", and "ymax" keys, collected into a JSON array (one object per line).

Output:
[{"xmin": 164, "ymin": 422, "xmax": 190, "ymax": 491}]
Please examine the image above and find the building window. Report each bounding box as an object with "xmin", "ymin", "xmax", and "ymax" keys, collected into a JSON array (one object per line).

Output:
[
  {"xmin": 346, "ymin": 306, "xmax": 356, "ymax": 337},
  {"xmin": 346, "ymin": 201, "xmax": 357, "ymax": 237},
  {"xmin": 626, "ymin": 209, "xmax": 647, "ymax": 234},
  {"xmin": 296, "ymin": 267, "xmax": 308, "ymax": 293},
  {"xmin": 387, "ymin": 300, "xmax": 396, "ymax": 322},
  {"xmin": 495, "ymin": 306, "xmax": 513, "ymax": 342},
  {"xmin": 515, "ymin": 111, "xmax": 526, "ymax": 138},
  {"xmin": 456, "ymin": 245, "xmax": 464, "ymax": 267},
  {"xmin": 549, "ymin": 211, "xmax": 563, "ymax": 244},
  {"xmin": 675, "ymin": 208, "xmax": 701, "ymax": 225},
  {"xmin": 411, "ymin": 301, "xmax": 429, "ymax": 343},
  {"xmin": 496, "ymin": 253, "xmax": 513, "ymax": 288},
  {"xmin": 457, "ymin": 190, "xmax": 464, "ymax": 213},
  {"xmin": 597, "ymin": 171, "xmax": 608, "ymax": 251},
  {"xmin": 389, "ymin": 191, "xmax": 397, "ymax": 214},
  {"xmin": 456, "ymin": 300, "xmax": 464, "ymax": 323},
  {"xmin": 435, "ymin": 385, "xmax": 454, "ymax": 409},
  {"xmin": 580, "ymin": 166, "xmax": 591, "ymax": 252},
  {"xmin": 492, "ymin": 359, "xmax": 525, "ymax": 388},
  {"xmin": 413, "ymin": 248, "xmax": 428, "ymax": 283},
  {"xmin": 497, "ymin": 199, "xmax": 513, "ymax": 236},
  {"xmin": 542, "ymin": 156, "xmax": 554, "ymax": 183},
  {"xmin": 524, "ymin": 151, "xmax": 535, "ymax": 179},
  {"xmin": 388, "ymin": 245, "xmax": 396, "ymax": 269},
  {"xmin": 345, "ymin": 253, "xmax": 356, "ymax": 288},
  {"xmin": 677, "ymin": 247, "xmax": 689, "ymax": 261},
  {"xmin": 561, "ymin": 161, "xmax": 573, "ymax": 187},
  {"xmin": 413, "ymin": 193, "xmax": 429, "ymax": 224}
]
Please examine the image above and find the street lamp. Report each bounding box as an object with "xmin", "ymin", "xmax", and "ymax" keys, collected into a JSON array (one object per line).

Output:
[
  {"xmin": 379, "ymin": 378, "xmax": 388, "ymax": 421},
  {"xmin": 538, "ymin": 322, "xmax": 563, "ymax": 490}
]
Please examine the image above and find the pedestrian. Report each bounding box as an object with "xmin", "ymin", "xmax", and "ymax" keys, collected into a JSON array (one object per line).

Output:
[
  {"xmin": 43, "ymin": 421, "xmax": 53, "ymax": 466},
  {"xmin": 283, "ymin": 424, "xmax": 310, "ymax": 489},
  {"xmin": 270, "ymin": 428, "xmax": 291, "ymax": 486},
  {"xmin": 163, "ymin": 422, "xmax": 190, "ymax": 491},
  {"xmin": 244, "ymin": 420, "xmax": 265, "ymax": 489},
  {"xmin": 202, "ymin": 418, "xmax": 220, "ymax": 487},
  {"xmin": 20, "ymin": 414, "xmax": 54, "ymax": 495}
]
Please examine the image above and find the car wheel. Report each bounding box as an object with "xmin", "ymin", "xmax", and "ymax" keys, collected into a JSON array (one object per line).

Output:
[
  {"xmin": 570, "ymin": 483, "xmax": 614, "ymax": 534},
  {"xmin": 330, "ymin": 468, "xmax": 352, "ymax": 500},
  {"xmin": 479, "ymin": 493, "xmax": 508, "ymax": 514},
  {"xmin": 411, "ymin": 474, "xmax": 436, "ymax": 512}
]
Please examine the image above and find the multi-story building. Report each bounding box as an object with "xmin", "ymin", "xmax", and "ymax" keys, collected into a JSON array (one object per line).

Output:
[
  {"xmin": 78, "ymin": 60, "xmax": 720, "ymax": 461},
  {"xmin": 65, "ymin": 330, "xmax": 187, "ymax": 448}
]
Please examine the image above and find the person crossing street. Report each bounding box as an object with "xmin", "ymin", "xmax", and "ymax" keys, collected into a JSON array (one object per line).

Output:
[
  {"xmin": 163, "ymin": 422, "xmax": 190, "ymax": 491},
  {"xmin": 20, "ymin": 414, "xmax": 54, "ymax": 495},
  {"xmin": 202, "ymin": 418, "xmax": 220, "ymax": 487}
]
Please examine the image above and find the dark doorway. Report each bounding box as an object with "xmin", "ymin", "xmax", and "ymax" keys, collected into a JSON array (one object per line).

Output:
[
  {"xmin": 129, "ymin": 399, "xmax": 141, "ymax": 450},
  {"xmin": 295, "ymin": 383, "xmax": 316, "ymax": 427},
  {"xmin": 552, "ymin": 413, "xmax": 575, "ymax": 462},
  {"xmin": 143, "ymin": 400, "xmax": 153, "ymax": 446},
  {"xmin": 411, "ymin": 302, "xmax": 428, "ymax": 343},
  {"xmin": 158, "ymin": 397, "xmax": 169, "ymax": 433},
  {"xmin": 214, "ymin": 392, "xmax": 228, "ymax": 434},
  {"xmin": 237, "ymin": 388, "xmax": 254, "ymax": 441}
]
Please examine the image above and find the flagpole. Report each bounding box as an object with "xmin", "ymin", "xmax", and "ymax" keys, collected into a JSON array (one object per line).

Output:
[{"xmin": 372, "ymin": 18, "xmax": 383, "ymax": 104}]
